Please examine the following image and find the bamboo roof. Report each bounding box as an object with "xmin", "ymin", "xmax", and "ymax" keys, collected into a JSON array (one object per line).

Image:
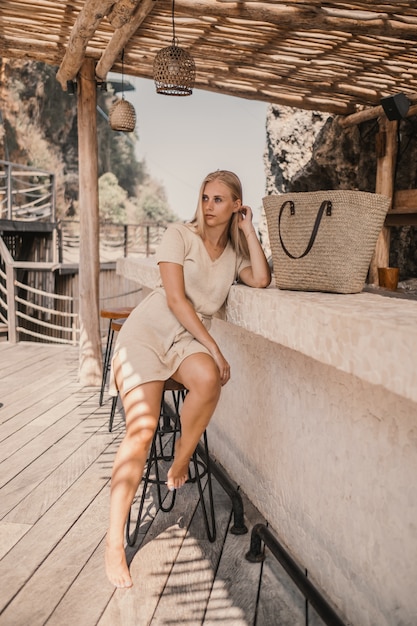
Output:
[{"xmin": 1, "ymin": 0, "xmax": 417, "ymax": 115}]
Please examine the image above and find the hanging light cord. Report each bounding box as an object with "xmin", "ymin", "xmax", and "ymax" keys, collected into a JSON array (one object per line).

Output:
[
  {"xmin": 121, "ymin": 48, "xmax": 125, "ymax": 99},
  {"xmin": 171, "ymin": 0, "xmax": 176, "ymax": 44}
]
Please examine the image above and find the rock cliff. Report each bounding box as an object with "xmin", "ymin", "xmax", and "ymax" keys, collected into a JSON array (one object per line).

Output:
[{"xmin": 262, "ymin": 104, "xmax": 417, "ymax": 281}]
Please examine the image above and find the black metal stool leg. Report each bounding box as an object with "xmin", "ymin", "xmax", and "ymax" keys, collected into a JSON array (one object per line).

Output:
[
  {"xmin": 125, "ymin": 433, "xmax": 177, "ymax": 546},
  {"xmin": 108, "ymin": 394, "xmax": 118, "ymax": 432},
  {"xmin": 191, "ymin": 430, "xmax": 216, "ymax": 542},
  {"xmin": 99, "ymin": 322, "xmax": 114, "ymax": 406},
  {"xmin": 125, "ymin": 385, "xmax": 217, "ymax": 546},
  {"xmin": 126, "ymin": 397, "xmax": 178, "ymax": 546}
]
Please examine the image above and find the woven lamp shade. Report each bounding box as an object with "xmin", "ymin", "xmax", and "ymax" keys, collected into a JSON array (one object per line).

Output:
[
  {"xmin": 109, "ymin": 98, "xmax": 136, "ymax": 132},
  {"xmin": 153, "ymin": 44, "xmax": 196, "ymax": 96}
]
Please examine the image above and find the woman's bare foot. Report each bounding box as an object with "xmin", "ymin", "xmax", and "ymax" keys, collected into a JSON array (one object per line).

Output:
[
  {"xmin": 166, "ymin": 439, "xmax": 189, "ymax": 491},
  {"xmin": 105, "ymin": 539, "xmax": 133, "ymax": 588}
]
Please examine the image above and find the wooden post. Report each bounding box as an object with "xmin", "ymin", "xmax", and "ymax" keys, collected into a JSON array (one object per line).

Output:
[
  {"xmin": 77, "ymin": 58, "xmax": 102, "ymax": 385},
  {"xmin": 368, "ymin": 117, "xmax": 398, "ymax": 284},
  {"xmin": 0, "ymin": 237, "xmax": 18, "ymax": 342}
]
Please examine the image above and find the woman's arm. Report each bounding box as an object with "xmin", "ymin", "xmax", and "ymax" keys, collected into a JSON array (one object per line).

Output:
[
  {"xmin": 159, "ymin": 261, "xmax": 231, "ymax": 385},
  {"xmin": 237, "ymin": 207, "xmax": 271, "ymax": 288}
]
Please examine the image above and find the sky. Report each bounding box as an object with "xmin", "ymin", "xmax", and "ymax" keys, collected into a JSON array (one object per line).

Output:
[{"xmin": 126, "ymin": 76, "xmax": 268, "ymax": 223}]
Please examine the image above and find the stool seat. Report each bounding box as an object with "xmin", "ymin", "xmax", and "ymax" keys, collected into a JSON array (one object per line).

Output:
[
  {"xmin": 108, "ymin": 375, "xmax": 184, "ymax": 432},
  {"xmin": 100, "ymin": 306, "xmax": 134, "ymax": 320},
  {"xmin": 110, "ymin": 318, "xmax": 126, "ymax": 333}
]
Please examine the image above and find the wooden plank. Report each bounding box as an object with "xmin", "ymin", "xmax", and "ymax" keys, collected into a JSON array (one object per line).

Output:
[
  {"xmin": 0, "ymin": 479, "xmax": 112, "ymax": 626},
  {"xmin": 0, "ymin": 378, "xmax": 82, "ymax": 445},
  {"xmin": 0, "ymin": 426, "xmax": 117, "ymax": 612},
  {"xmin": 2, "ymin": 408, "xmax": 115, "ymax": 525},
  {"xmin": 97, "ymin": 481, "xmax": 206, "ymax": 626},
  {"xmin": 0, "ymin": 392, "xmax": 109, "ymax": 521},
  {"xmin": 0, "ymin": 346, "xmax": 80, "ymax": 419},
  {"xmin": 0, "ymin": 342, "xmax": 48, "ymax": 375},
  {"xmin": 45, "ymin": 539, "xmax": 114, "ymax": 626},
  {"xmin": 46, "ymin": 480, "xmax": 162, "ymax": 626},
  {"xmin": 0, "ymin": 359, "xmax": 75, "ymax": 401},
  {"xmin": 256, "ymin": 543, "xmax": 306, "ymax": 626},
  {"xmin": 0, "ymin": 366, "xmax": 81, "ymax": 441},
  {"xmin": 0, "ymin": 343, "xmax": 312, "ymax": 626},
  {"xmin": 385, "ymin": 213, "xmax": 417, "ymax": 227},
  {"xmin": 0, "ymin": 391, "xmax": 100, "ymax": 495},
  {"xmin": 0, "ymin": 522, "xmax": 32, "ymax": 560},
  {"xmin": 391, "ymin": 188, "xmax": 417, "ymax": 214},
  {"xmin": 151, "ymin": 478, "xmax": 231, "ymax": 624},
  {"xmin": 0, "ymin": 345, "xmax": 46, "ymax": 383},
  {"xmin": 204, "ymin": 492, "xmax": 265, "ymax": 626},
  {"xmin": 0, "ymin": 351, "xmax": 80, "ymax": 426}
]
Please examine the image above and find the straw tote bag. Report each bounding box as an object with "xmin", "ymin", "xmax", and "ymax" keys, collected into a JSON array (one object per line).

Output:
[{"xmin": 263, "ymin": 190, "xmax": 390, "ymax": 294}]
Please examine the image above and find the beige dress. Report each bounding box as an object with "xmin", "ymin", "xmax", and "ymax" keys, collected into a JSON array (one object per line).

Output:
[{"xmin": 109, "ymin": 222, "xmax": 251, "ymax": 395}]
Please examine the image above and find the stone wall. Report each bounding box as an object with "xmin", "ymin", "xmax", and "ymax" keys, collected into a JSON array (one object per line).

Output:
[{"xmin": 262, "ymin": 105, "xmax": 417, "ymax": 280}]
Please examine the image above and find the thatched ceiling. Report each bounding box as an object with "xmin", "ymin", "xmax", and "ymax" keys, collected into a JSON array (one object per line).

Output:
[{"xmin": 1, "ymin": 0, "xmax": 417, "ymax": 116}]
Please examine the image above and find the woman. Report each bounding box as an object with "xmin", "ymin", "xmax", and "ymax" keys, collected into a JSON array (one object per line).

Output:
[{"xmin": 105, "ymin": 170, "xmax": 271, "ymax": 588}]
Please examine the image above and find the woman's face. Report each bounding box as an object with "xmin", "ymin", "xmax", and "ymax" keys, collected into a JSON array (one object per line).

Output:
[{"xmin": 202, "ymin": 179, "xmax": 240, "ymax": 229}]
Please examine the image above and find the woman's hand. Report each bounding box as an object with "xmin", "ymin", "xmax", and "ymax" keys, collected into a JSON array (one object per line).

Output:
[
  {"xmin": 237, "ymin": 205, "xmax": 255, "ymax": 238},
  {"xmin": 236, "ymin": 205, "xmax": 272, "ymax": 289},
  {"xmin": 211, "ymin": 348, "xmax": 231, "ymax": 386}
]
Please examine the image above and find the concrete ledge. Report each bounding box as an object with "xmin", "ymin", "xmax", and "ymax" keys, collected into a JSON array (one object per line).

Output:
[{"xmin": 117, "ymin": 256, "xmax": 417, "ymax": 404}]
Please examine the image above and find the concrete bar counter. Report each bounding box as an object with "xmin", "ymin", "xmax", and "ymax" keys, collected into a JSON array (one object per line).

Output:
[{"xmin": 116, "ymin": 256, "xmax": 417, "ymax": 626}]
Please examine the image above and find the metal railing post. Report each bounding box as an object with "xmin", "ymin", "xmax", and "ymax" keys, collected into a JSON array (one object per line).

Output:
[
  {"xmin": 6, "ymin": 162, "xmax": 12, "ymax": 219},
  {"xmin": 146, "ymin": 225, "xmax": 150, "ymax": 257},
  {"xmin": 124, "ymin": 224, "xmax": 128, "ymax": 257}
]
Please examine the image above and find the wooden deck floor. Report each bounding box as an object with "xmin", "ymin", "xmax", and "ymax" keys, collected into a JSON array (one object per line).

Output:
[{"xmin": 0, "ymin": 342, "xmax": 319, "ymax": 626}]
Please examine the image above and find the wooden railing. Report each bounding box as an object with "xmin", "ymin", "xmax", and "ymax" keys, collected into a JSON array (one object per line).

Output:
[
  {"xmin": 0, "ymin": 160, "xmax": 55, "ymax": 222},
  {"xmin": 0, "ymin": 236, "xmax": 78, "ymax": 344},
  {"xmin": 59, "ymin": 220, "xmax": 167, "ymax": 262}
]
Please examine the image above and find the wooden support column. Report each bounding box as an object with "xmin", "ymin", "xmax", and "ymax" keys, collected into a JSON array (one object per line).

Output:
[
  {"xmin": 0, "ymin": 237, "xmax": 17, "ymax": 342},
  {"xmin": 77, "ymin": 58, "xmax": 102, "ymax": 385},
  {"xmin": 369, "ymin": 117, "xmax": 398, "ymax": 284}
]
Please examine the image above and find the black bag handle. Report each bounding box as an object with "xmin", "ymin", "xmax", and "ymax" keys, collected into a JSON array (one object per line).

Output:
[{"xmin": 278, "ymin": 199, "xmax": 332, "ymax": 259}]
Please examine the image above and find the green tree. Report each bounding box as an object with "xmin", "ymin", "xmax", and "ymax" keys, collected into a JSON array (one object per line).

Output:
[
  {"xmin": 135, "ymin": 178, "xmax": 178, "ymax": 223},
  {"xmin": 2, "ymin": 60, "xmax": 173, "ymax": 222},
  {"xmin": 98, "ymin": 172, "xmax": 127, "ymax": 223}
]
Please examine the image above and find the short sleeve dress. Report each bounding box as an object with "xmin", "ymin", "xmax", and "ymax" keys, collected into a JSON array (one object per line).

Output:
[{"xmin": 109, "ymin": 222, "xmax": 251, "ymax": 395}]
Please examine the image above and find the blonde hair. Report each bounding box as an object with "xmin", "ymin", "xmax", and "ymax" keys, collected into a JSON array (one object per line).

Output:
[{"xmin": 189, "ymin": 170, "xmax": 250, "ymax": 258}]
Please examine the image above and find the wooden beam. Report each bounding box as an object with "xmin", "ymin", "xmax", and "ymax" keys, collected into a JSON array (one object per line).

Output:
[
  {"xmin": 340, "ymin": 98, "xmax": 417, "ymax": 128},
  {"xmin": 369, "ymin": 117, "xmax": 398, "ymax": 285},
  {"xmin": 385, "ymin": 214, "xmax": 417, "ymax": 227},
  {"xmin": 56, "ymin": 0, "xmax": 114, "ymax": 89},
  {"xmin": 391, "ymin": 189, "xmax": 417, "ymax": 214},
  {"xmin": 108, "ymin": 0, "xmax": 140, "ymax": 29},
  {"xmin": 77, "ymin": 58, "xmax": 102, "ymax": 386},
  {"xmin": 172, "ymin": 1, "xmax": 417, "ymax": 38},
  {"xmin": 95, "ymin": 0, "xmax": 158, "ymax": 80},
  {"xmin": 0, "ymin": 236, "xmax": 17, "ymax": 342}
]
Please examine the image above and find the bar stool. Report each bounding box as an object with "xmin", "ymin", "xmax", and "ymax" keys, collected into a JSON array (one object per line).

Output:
[
  {"xmin": 99, "ymin": 306, "xmax": 134, "ymax": 406},
  {"xmin": 107, "ymin": 318, "xmax": 127, "ymax": 430},
  {"xmin": 125, "ymin": 378, "xmax": 216, "ymax": 545}
]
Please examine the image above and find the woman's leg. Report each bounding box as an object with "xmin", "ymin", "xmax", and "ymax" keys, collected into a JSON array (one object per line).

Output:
[
  {"xmin": 168, "ymin": 353, "xmax": 221, "ymax": 490},
  {"xmin": 105, "ymin": 358, "xmax": 164, "ymax": 588}
]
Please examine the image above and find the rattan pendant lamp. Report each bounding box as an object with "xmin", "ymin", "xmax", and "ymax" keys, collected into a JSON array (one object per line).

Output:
[
  {"xmin": 109, "ymin": 50, "xmax": 136, "ymax": 132},
  {"xmin": 153, "ymin": 0, "xmax": 196, "ymax": 96}
]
